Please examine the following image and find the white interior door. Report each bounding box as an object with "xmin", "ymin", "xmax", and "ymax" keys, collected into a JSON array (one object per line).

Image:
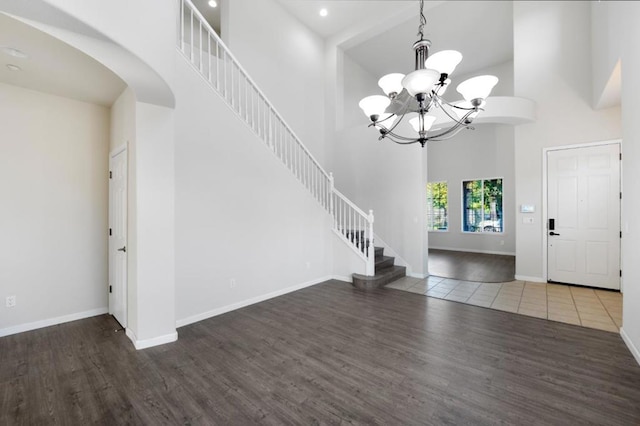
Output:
[
  {"xmin": 109, "ymin": 147, "xmax": 128, "ymax": 327},
  {"xmin": 547, "ymin": 144, "xmax": 620, "ymax": 289}
]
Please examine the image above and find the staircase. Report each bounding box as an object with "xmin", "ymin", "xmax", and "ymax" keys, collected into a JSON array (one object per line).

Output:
[
  {"xmin": 346, "ymin": 231, "xmax": 406, "ymax": 289},
  {"xmin": 178, "ymin": 0, "xmax": 407, "ymax": 287}
]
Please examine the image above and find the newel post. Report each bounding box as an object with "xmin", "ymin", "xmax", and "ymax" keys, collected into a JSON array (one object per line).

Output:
[{"xmin": 366, "ymin": 209, "xmax": 375, "ymax": 276}]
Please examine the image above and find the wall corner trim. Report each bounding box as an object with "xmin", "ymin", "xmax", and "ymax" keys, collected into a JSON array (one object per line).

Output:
[
  {"xmin": 176, "ymin": 276, "xmax": 333, "ymax": 328},
  {"xmin": 0, "ymin": 307, "xmax": 108, "ymax": 338},
  {"xmin": 126, "ymin": 328, "xmax": 178, "ymax": 350},
  {"xmin": 620, "ymin": 327, "xmax": 640, "ymax": 366}
]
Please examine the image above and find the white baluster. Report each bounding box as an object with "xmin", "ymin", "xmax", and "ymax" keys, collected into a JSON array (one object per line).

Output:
[
  {"xmin": 215, "ymin": 41, "xmax": 219, "ymax": 91},
  {"xmin": 330, "ymin": 173, "xmax": 335, "ymax": 226},
  {"xmin": 190, "ymin": 9, "xmax": 194, "ymax": 62},
  {"xmin": 199, "ymin": 20, "xmax": 203, "ymax": 71},
  {"xmin": 366, "ymin": 210, "xmax": 375, "ymax": 276},
  {"xmin": 207, "ymin": 34, "xmax": 211, "ymax": 83},
  {"xmin": 180, "ymin": 0, "xmax": 185, "ymax": 52}
]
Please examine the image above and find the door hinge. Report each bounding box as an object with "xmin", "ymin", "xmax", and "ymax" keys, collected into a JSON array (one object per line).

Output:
[
  {"xmin": 620, "ymin": 231, "xmax": 622, "ymax": 238},
  {"xmin": 109, "ymin": 228, "xmax": 112, "ymax": 236},
  {"xmin": 109, "ymin": 285, "xmax": 113, "ymax": 293},
  {"xmin": 109, "ymin": 171, "xmax": 112, "ymax": 179},
  {"xmin": 620, "ymin": 153, "xmax": 622, "ymax": 161},
  {"xmin": 620, "ymin": 192, "xmax": 622, "ymax": 200}
]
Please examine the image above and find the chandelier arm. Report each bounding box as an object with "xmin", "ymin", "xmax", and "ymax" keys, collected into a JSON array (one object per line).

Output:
[
  {"xmin": 383, "ymin": 129, "xmax": 423, "ymax": 142},
  {"xmin": 427, "ymin": 126, "xmax": 472, "ymax": 141},
  {"xmin": 426, "ymin": 120, "xmax": 469, "ymax": 140},
  {"xmin": 383, "ymin": 134, "xmax": 422, "ymax": 145},
  {"xmin": 437, "ymin": 102, "xmax": 475, "ymax": 124},
  {"xmin": 378, "ymin": 101, "xmax": 412, "ymax": 135}
]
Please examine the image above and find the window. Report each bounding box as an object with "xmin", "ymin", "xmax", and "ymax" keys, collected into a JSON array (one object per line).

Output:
[
  {"xmin": 462, "ymin": 178, "xmax": 503, "ymax": 233},
  {"xmin": 427, "ymin": 181, "xmax": 448, "ymax": 231}
]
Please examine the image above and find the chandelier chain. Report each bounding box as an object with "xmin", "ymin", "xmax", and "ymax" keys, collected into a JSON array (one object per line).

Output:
[{"xmin": 417, "ymin": 0, "xmax": 426, "ymax": 40}]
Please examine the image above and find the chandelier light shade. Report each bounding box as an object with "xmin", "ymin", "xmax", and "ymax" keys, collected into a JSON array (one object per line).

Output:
[
  {"xmin": 378, "ymin": 73, "xmax": 405, "ymax": 97},
  {"xmin": 358, "ymin": 95, "xmax": 391, "ymax": 120},
  {"xmin": 409, "ymin": 114, "xmax": 437, "ymax": 133},
  {"xmin": 358, "ymin": 0, "xmax": 499, "ymax": 147},
  {"xmin": 425, "ymin": 50, "xmax": 463, "ymax": 76},
  {"xmin": 456, "ymin": 75, "xmax": 499, "ymax": 103},
  {"xmin": 401, "ymin": 69, "xmax": 440, "ymax": 97}
]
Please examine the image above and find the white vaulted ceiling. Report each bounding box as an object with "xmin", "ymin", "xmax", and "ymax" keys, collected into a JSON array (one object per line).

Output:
[
  {"xmin": 0, "ymin": 13, "xmax": 125, "ymax": 106},
  {"xmin": 275, "ymin": 1, "xmax": 514, "ymax": 78}
]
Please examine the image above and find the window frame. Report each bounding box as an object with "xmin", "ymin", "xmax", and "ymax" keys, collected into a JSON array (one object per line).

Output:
[
  {"xmin": 426, "ymin": 181, "xmax": 449, "ymax": 233},
  {"xmin": 460, "ymin": 177, "xmax": 505, "ymax": 235}
]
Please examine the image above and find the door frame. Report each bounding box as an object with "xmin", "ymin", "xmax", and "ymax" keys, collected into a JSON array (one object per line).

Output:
[
  {"xmin": 108, "ymin": 143, "xmax": 128, "ymax": 326},
  {"xmin": 542, "ymin": 139, "xmax": 622, "ymax": 290}
]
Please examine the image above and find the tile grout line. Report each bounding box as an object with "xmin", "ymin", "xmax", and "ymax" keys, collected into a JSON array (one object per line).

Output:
[
  {"xmin": 569, "ymin": 287, "xmax": 584, "ymax": 326},
  {"xmin": 594, "ymin": 291, "xmax": 621, "ymax": 329},
  {"xmin": 487, "ymin": 282, "xmax": 503, "ymax": 308}
]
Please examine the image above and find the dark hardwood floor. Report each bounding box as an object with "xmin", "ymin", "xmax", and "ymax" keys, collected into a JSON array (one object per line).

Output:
[
  {"xmin": 429, "ymin": 248, "xmax": 516, "ymax": 282},
  {"xmin": 2, "ymin": 280, "xmax": 640, "ymax": 425}
]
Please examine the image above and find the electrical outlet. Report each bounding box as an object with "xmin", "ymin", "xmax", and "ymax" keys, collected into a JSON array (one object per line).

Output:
[
  {"xmin": 6, "ymin": 295, "xmax": 16, "ymax": 308},
  {"xmin": 230, "ymin": 279, "xmax": 236, "ymax": 288}
]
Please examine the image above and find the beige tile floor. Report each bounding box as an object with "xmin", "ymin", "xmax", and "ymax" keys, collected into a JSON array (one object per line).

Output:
[{"xmin": 386, "ymin": 276, "xmax": 622, "ymax": 333}]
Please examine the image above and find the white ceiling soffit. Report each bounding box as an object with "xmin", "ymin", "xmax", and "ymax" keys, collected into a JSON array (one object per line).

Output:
[
  {"xmin": 0, "ymin": 12, "xmax": 125, "ymax": 106},
  {"xmin": 274, "ymin": 0, "xmax": 418, "ymax": 41},
  {"xmin": 345, "ymin": 1, "xmax": 514, "ymax": 79}
]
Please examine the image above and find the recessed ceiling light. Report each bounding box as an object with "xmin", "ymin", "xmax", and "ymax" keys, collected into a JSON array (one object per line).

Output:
[
  {"xmin": 319, "ymin": 8, "xmax": 328, "ymax": 17},
  {"xmin": 1, "ymin": 46, "xmax": 28, "ymax": 59},
  {"xmin": 6, "ymin": 64, "xmax": 22, "ymax": 72},
  {"xmin": 208, "ymin": 0, "xmax": 217, "ymax": 7}
]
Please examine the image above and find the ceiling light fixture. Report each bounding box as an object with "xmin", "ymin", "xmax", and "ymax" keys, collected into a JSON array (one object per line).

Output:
[
  {"xmin": 319, "ymin": 8, "xmax": 328, "ymax": 17},
  {"xmin": 358, "ymin": 0, "xmax": 498, "ymax": 147},
  {"xmin": 208, "ymin": 0, "xmax": 218, "ymax": 8},
  {"xmin": 6, "ymin": 64, "xmax": 22, "ymax": 72},
  {"xmin": 1, "ymin": 46, "xmax": 28, "ymax": 59}
]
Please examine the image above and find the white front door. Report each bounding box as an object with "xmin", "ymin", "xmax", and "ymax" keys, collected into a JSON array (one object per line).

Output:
[
  {"xmin": 547, "ymin": 143, "xmax": 620, "ymax": 289},
  {"xmin": 109, "ymin": 147, "xmax": 128, "ymax": 327}
]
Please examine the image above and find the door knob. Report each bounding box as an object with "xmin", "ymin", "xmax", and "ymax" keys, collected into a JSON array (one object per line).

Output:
[
  {"xmin": 549, "ymin": 232, "xmax": 560, "ymax": 236},
  {"xmin": 117, "ymin": 246, "xmax": 127, "ymax": 252}
]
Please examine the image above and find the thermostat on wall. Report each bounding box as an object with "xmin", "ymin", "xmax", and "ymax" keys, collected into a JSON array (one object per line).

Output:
[{"xmin": 520, "ymin": 204, "xmax": 535, "ymax": 213}]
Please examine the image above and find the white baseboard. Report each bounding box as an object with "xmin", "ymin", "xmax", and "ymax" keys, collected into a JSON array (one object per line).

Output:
[
  {"xmin": 176, "ymin": 275, "xmax": 332, "ymax": 328},
  {"xmin": 332, "ymin": 275, "xmax": 352, "ymax": 283},
  {"xmin": 408, "ymin": 272, "xmax": 428, "ymax": 279},
  {"xmin": 515, "ymin": 275, "xmax": 546, "ymax": 283},
  {"xmin": 0, "ymin": 307, "xmax": 108, "ymax": 338},
  {"xmin": 620, "ymin": 327, "xmax": 640, "ymax": 366},
  {"xmin": 429, "ymin": 246, "xmax": 516, "ymax": 256},
  {"xmin": 126, "ymin": 328, "xmax": 178, "ymax": 350}
]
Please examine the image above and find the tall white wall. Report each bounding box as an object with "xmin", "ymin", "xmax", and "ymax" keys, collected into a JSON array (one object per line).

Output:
[
  {"xmin": 225, "ymin": 0, "xmax": 326, "ymax": 165},
  {"xmin": 332, "ymin": 53, "xmax": 427, "ymax": 277},
  {"xmin": 513, "ymin": 1, "xmax": 621, "ymax": 281},
  {"xmin": 427, "ymin": 125, "xmax": 516, "ymax": 255},
  {"xmin": 0, "ymin": 83, "xmax": 109, "ymax": 335},
  {"xmin": 174, "ymin": 58, "xmax": 334, "ymax": 325},
  {"xmin": 590, "ymin": 1, "xmax": 640, "ymax": 364},
  {"xmin": 428, "ymin": 61, "xmax": 515, "ymax": 255}
]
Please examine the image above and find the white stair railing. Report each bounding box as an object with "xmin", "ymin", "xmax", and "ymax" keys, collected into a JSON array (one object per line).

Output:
[{"xmin": 178, "ymin": 0, "xmax": 375, "ymax": 276}]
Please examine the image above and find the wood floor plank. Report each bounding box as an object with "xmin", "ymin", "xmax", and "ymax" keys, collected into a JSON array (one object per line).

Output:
[
  {"xmin": 429, "ymin": 248, "xmax": 515, "ymax": 282},
  {"xmin": 1, "ymin": 280, "xmax": 640, "ymax": 425}
]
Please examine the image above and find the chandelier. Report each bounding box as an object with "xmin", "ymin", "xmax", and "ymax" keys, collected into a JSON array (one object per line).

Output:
[{"xmin": 358, "ymin": 0, "xmax": 499, "ymax": 147}]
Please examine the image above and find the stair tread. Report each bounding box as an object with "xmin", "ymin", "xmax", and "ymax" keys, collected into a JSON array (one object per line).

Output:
[
  {"xmin": 353, "ymin": 265, "xmax": 406, "ymax": 281},
  {"xmin": 375, "ymin": 255, "xmax": 394, "ymax": 264}
]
